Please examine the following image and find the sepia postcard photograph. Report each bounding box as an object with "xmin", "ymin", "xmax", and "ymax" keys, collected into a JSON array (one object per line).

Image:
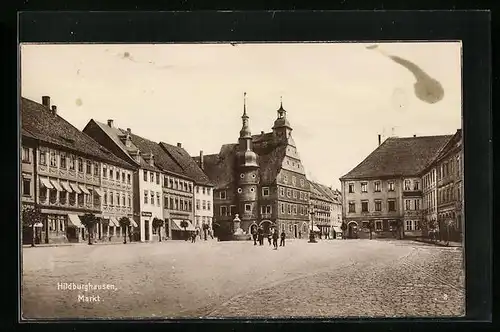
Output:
[{"xmin": 19, "ymin": 41, "xmax": 465, "ymax": 320}]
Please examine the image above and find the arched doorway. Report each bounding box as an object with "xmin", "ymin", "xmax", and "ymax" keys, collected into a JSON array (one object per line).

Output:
[
  {"xmin": 259, "ymin": 220, "xmax": 272, "ymax": 235},
  {"xmin": 347, "ymin": 221, "xmax": 358, "ymax": 239}
]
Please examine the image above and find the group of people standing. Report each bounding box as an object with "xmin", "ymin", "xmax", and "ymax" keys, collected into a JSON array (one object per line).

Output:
[{"xmin": 252, "ymin": 226, "xmax": 286, "ymax": 250}]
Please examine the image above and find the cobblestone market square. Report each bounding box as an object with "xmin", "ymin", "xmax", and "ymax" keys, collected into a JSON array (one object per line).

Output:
[{"xmin": 21, "ymin": 239, "xmax": 464, "ymax": 319}]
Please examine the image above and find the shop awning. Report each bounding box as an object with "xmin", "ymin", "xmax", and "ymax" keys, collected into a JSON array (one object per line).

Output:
[
  {"xmin": 40, "ymin": 178, "xmax": 53, "ymax": 189},
  {"xmin": 61, "ymin": 181, "xmax": 73, "ymax": 193},
  {"xmin": 172, "ymin": 219, "xmax": 195, "ymax": 231},
  {"xmin": 108, "ymin": 217, "xmax": 118, "ymax": 227},
  {"xmin": 50, "ymin": 179, "xmax": 63, "ymax": 192},
  {"xmin": 130, "ymin": 218, "xmax": 138, "ymax": 227},
  {"xmin": 313, "ymin": 226, "xmax": 321, "ymax": 232},
  {"xmin": 68, "ymin": 214, "xmax": 83, "ymax": 227},
  {"xmin": 333, "ymin": 227, "xmax": 342, "ymax": 233},
  {"xmin": 93, "ymin": 188, "xmax": 103, "ymax": 196},
  {"xmin": 70, "ymin": 183, "xmax": 81, "ymax": 194},
  {"xmin": 79, "ymin": 185, "xmax": 91, "ymax": 195}
]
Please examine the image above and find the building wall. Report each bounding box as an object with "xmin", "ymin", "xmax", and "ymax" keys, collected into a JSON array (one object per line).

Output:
[
  {"xmin": 100, "ymin": 162, "xmax": 134, "ymax": 241},
  {"xmin": 35, "ymin": 144, "xmax": 103, "ymax": 243},
  {"xmin": 342, "ymin": 178, "xmax": 404, "ymax": 238},
  {"xmin": 138, "ymin": 168, "xmax": 163, "ymax": 242},
  {"xmin": 21, "ymin": 144, "xmax": 36, "ymax": 206},
  {"xmin": 194, "ymin": 184, "xmax": 214, "ymax": 229},
  {"xmin": 163, "ymin": 174, "xmax": 194, "ymax": 239},
  {"xmin": 422, "ymin": 167, "xmax": 438, "ymax": 236}
]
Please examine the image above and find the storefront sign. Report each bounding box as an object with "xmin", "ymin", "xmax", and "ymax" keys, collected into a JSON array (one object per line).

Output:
[{"xmin": 141, "ymin": 211, "xmax": 152, "ymax": 217}]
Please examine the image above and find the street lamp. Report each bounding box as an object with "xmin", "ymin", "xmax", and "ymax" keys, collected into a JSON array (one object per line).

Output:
[{"xmin": 309, "ymin": 203, "xmax": 317, "ymax": 243}]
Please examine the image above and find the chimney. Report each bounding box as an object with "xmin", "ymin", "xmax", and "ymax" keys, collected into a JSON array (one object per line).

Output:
[
  {"xmin": 127, "ymin": 128, "xmax": 131, "ymax": 134},
  {"xmin": 42, "ymin": 96, "xmax": 50, "ymax": 108},
  {"xmin": 177, "ymin": 143, "xmax": 182, "ymax": 148},
  {"xmin": 261, "ymin": 131, "xmax": 264, "ymax": 135},
  {"xmin": 199, "ymin": 150, "xmax": 204, "ymax": 170},
  {"xmin": 378, "ymin": 134, "xmax": 381, "ymax": 146},
  {"xmin": 413, "ymin": 134, "xmax": 416, "ymax": 137},
  {"xmin": 107, "ymin": 119, "xmax": 114, "ymax": 128},
  {"xmin": 51, "ymin": 105, "xmax": 57, "ymax": 115}
]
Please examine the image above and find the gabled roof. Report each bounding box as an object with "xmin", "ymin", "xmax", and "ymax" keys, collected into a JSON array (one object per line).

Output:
[
  {"xmin": 340, "ymin": 135, "xmax": 453, "ymax": 180},
  {"xmin": 159, "ymin": 142, "xmax": 213, "ymax": 186},
  {"xmin": 21, "ymin": 97, "xmax": 133, "ymax": 169},
  {"xmin": 434, "ymin": 129, "xmax": 462, "ymax": 163},
  {"xmin": 195, "ymin": 133, "xmax": 289, "ymax": 189},
  {"xmin": 309, "ymin": 181, "xmax": 334, "ymax": 203}
]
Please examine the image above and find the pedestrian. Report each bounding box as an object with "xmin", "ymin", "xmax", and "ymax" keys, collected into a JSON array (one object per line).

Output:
[
  {"xmin": 280, "ymin": 230, "xmax": 286, "ymax": 247},
  {"xmin": 252, "ymin": 228, "xmax": 257, "ymax": 246},
  {"xmin": 272, "ymin": 228, "xmax": 279, "ymax": 249},
  {"xmin": 209, "ymin": 228, "xmax": 214, "ymax": 239},
  {"xmin": 258, "ymin": 227, "xmax": 264, "ymax": 246},
  {"xmin": 191, "ymin": 232, "xmax": 196, "ymax": 243},
  {"xmin": 268, "ymin": 231, "xmax": 272, "ymax": 246}
]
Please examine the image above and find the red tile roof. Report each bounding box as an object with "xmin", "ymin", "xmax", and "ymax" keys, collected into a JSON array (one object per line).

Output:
[
  {"xmin": 21, "ymin": 97, "xmax": 134, "ymax": 169},
  {"xmin": 340, "ymin": 135, "xmax": 453, "ymax": 180}
]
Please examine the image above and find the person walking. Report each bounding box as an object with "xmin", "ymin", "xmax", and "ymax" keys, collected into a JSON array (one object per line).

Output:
[
  {"xmin": 258, "ymin": 227, "xmax": 264, "ymax": 246},
  {"xmin": 280, "ymin": 230, "xmax": 286, "ymax": 247},
  {"xmin": 252, "ymin": 228, "xmax": 257, "ymax": 246},
  {"xmin": 191, "ymin": 232, "xmax": 196, "ymax": 243},
  {"xmin": 272, "ymin": 228, "xmax": 279, "ymax": 249},
  {"xmin": 268, "ymin": 231, "xmax": 272, "ymax": 246}
]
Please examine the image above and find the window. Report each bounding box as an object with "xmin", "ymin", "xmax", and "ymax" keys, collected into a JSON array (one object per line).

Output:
[
  {"xmin": 388, "ymin": 182, "xmax": 395, "ymax": 191},
  {"xmin": 157, "ymin": 193, "xmax": 160, "ymax": 206},
  {"xmin": 116, "ymin": 193, "xmax": 120, "ymax": 206},
  {"xmin": 405, "ymin": 200, "xmax": 411, "ymax": 210},
  {"xmin": 169, "ymin": 197, "xmax": 174, "ymax": 210},
  {"xmin": 413, "ymin": 220, "xmax": 421, "ymax": 230},
  {"xmin": 374, "ymin": 181, "xmax": 381, "ymax": 192},
  {"xmin": 361, "ymin": 182, "xmax": 367, "ymax": 193},
  {"xmin": 202, "ymin": 200, "xmax": 207, "ymax": 210},
  {"xmin": 280, "ymin": 187, "xmax": 284, "ymax": 196},
  {"xmin": 375, "ymin": 220, "xmax": 382, "ymax": 231},
  {"xmin": 122, "ymin": 194, "xmax": 126, "ymax": 206},
  {"xmin": 237, "ymin": 188, "xmax": 242, "ymax": 193},
  {"xmin": 110, "ymin": 169, "xmax": 114, "ymax": 179},
  {"xmin": 196, "ymin": 186, "xmax": 200, "ymax": 193},
  {"xmin": 143, "ymin": 171, "xmax": 148, "ymax": 182},
  {"xmin": 245, "ymin": 204, "xmax": 251, "ymax": 212},
  {"xmin": 109, "ymin": 191, "xmax": 114, "ymax": 205},
  {"xmin": 405, "ymin": 220, "xmax": 413, "ymax": 231},
  {"xmin": 414, "ymin": 199, "xmax": 420, "ymax": 210},
  {"xmin": 348, "ymin": 183, "xmax": 354, "ymax": 193},
  {"xmin": 240, "ymin": 173, "xmax": 245, "ymax": 179},
  {"xmin": 375, "ymin": 200, "xmax": 382, "ymax": 211},
  {"xmin": 220, "ymin": 206, "xmax": 227, "ymax": 216},
  {"xmin": 150, "ymin": 191, "xmax": 154, "ymax": 204},
  {"xmin": 164, "ymin": 196, "xmax": 168, "ymax": 209},
  {"xmin": 250, "ymin": 187, "xmax": 255, "ymax": 192},
  {"xmin": 175, "ymin": 198, "xmax": 179, "ymax": 210},
  {"xmin": 288, "ymin": 204, "xmax": 292, "ymax": 214},
  {"xmin": 262, "ymin": 187, "xmax": 270, "ymax": 196},
  {"xmin": 150, "ymin": 172, "xmax": 154, "ymax": 182},
  {"xmin": 69, "ymin": 155, "xmax": 75, "ymax": 170},
  {"xmin": 127, "ymin": 174, "xmax": 131, "ymax": 184},
  {"xmin": 300, "ymin": 179, "xmax": 305, "ymax": 186},
  {"xmin": 103, "ymin": 166, "xmax": 107, "ymax": 178},
  {"xmin": 196, "ymin": 199, "xmax": 200, "ymax": 210},
  {"xmin": 144, "ymin": 190, "xmax": 148, "ymax": 204},
  {"xmin": 292, "ymin": 176, "xmax": 296, "ymax": 185},
  {"xmin": 207, "ymin": 188, "xmax": 210, "ymax": 195},
  {"xmin": 50, "ymin": 151, "xmax": 57, "ymax": 167},
  {"xmin": 39, "ymin": 151, "xmax": 47, "ymax": 165},
  {"xmin": 169, "ymin": 178, "xmax": 173, "ymax": 188},
  {"xmin": 287, "ymin": 189, "xmax": 291, "ymax": 198},
  {"xmin": 404, "ymin": 180, "xmax": 411, "ymax": 191},
  {"xmin": 202, "ymin": 187, "xmax": 206, "ymax": 194},
  {"xmin": 184, "ymin": 182, "xmax": 187, "ymax": 191},
  {"xmin": 115, "ymin": 170, "xmax": 120, "ymax": 180},
  {"xmin": 207, "ymin": 201, "xmax": 211, "ymax": 211},
  {"xmin": 361, "ymin": 201, "xmax": 368, "ymax": 212},
  {"xmin": 156, "ymin": 173, "xmax": 160, "ymax": 185},
  {"xmin": 60, "ymin": 153, "xmax": 66, "ymax": 168},
  {"xmin": 188, "ymin": 201, "xmax": 192, "ymax": 211},
  {"xmin": 293, "ymin": 190, "xmax": 297, "ymax": 198},
  {"xmin": 220, "ymin": 191, "xmax": 226, "ymax": 199},
  {"xmin": 104, "ymin": 191, "xmax": 108, "ymax": 205},
  {"xmin": 86, "ymin": 162, "xmax": 91, "ymax": 174},
  {"xmin": 283, "ymin": 175, "xmax": 288, "ymax": 183},
  {"xmin": 281, "ymin": 203, "xmax": 285, "ymax": 213},
  {"xmin": 22, "ymin": 177, "xmax": 31, "ymax": 196},
  {"xmin": 94, "ymin": 163, "xmax": 99, "ymax": 176},
  {"xmin": 128, "ymin": 195, "xmax": 131, "ymax": 207},
  {"xmin": 388, "ymin": 200, "xmax": 396, "ymax": 212},
  {"xmin": 229, "ymin": 205, "xmax": 236, "ymax": 216},
  {"xmin": 414, "ymin": 181, "xmax": 420, "ymax": 191},
  {"xmin": 293, "ymin": 205, "xmax": 297, "ymax": 214},
  {"xmin": 22, "ymin": 147, "xmax": 30, "ymax": 162},
  {"xmin": 121, "ymin": 172, "xmax": 125, "ymax": 182}
]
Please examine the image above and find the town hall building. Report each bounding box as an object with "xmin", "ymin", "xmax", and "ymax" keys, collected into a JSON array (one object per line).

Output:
[{"xmin": 195, "ymin": 95, "xmax": 311, "ymax": 238}]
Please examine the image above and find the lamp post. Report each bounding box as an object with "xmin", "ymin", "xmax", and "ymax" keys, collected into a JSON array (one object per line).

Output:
[{"xmin": 308, "ymin": 203, "xmax": 317, "ymax": 243}]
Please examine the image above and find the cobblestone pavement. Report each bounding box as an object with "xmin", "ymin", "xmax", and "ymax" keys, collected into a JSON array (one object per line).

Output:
[{"xmin": 21, "ymin": 239, "xmax": 464, "ymax": 319}]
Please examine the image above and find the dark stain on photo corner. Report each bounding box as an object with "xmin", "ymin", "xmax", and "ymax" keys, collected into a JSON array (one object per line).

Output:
[{"xmin": 367, "ymin": 45, "xmax": 445, "ymax": 104}]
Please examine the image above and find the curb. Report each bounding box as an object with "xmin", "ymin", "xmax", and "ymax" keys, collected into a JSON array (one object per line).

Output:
[{"xmin": 413, "ymin": 238, "xmax": 462, "ymax": 248}]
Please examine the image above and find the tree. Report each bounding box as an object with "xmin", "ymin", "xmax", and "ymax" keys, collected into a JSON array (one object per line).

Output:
[
  {"xmin": 22, "ymin": 205, "xmax": 42, "ymax": 247},
  {"xmin": 152, "ymin": 218, "xmax": 164, "ymax": 242},
  {"xmin": 367, "ymin": 220, "xmax": 375, "ymax": 240},
  {"xmin": 80, "ymin": 213, "xmax": 98, "ymax": 245},
  {"xmin": 180, "ymin": 220, "xmax": 189, "ymax": 240},
  {"xmin": 118, "ymin": 217, "xmax": 131, "ymax": 244}
]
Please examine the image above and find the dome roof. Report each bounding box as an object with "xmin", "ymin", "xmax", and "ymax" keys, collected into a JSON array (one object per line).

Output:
[
  {"xmin": 272, "ymin": 103, "xmax": 292, "ymax": 129},
  {"xmin": 237, "ymin": 150, "xmax": 259, "ymax": 168}
]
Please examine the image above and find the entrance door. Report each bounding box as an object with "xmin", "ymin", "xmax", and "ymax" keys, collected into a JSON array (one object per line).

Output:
[
  {"xmin": 348, "ymin": 222, "xmax": 358, "ymax": 239},
  {"xmin": 145, "ymin": 220, "xmax": 150, "ymax": 241},
  {"xmin": 294, "ymin": 224, "xmax": 298, "ymax": 238}
]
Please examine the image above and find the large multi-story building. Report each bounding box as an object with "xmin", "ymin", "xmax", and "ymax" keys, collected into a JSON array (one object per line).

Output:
[
  {"xmin": 200, "ymin": 97, "xmax": 310, "ymax": 238},
  {"xmin": 21, "ymin": 96, "xmax": 135, "ymax": 244},
  {"xmin": 434, "ymin": 129, "xmax": 463, "ymax": 242},
  {"xmin": 309, "ymin": 181, "xmax": 333, "ymax": 237},
  {"xmin": 83, "ymin": 120, "xmax": 165, "ymax": 242},
  {"xmin": 160, "ymin": 143, "xmax": 214, "ymax": 232},
  {"xmin": 340, "ymin": 134, "xmax": 452, "ymax": 239}
]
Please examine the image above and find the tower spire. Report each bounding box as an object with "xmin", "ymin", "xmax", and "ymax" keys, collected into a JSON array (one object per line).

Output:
[
  {"xmin": 280, "ymin": 95, "xmax": 283, "ymax": 108},
  {"xmin": 243, "ymin": 92, "xmax": 247, "ymax": 117}
]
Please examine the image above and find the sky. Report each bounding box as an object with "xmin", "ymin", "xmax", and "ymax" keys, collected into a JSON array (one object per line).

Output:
[{"xmin": 20, "ymin": 42, "xmax": 462, "ymax": 189}]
